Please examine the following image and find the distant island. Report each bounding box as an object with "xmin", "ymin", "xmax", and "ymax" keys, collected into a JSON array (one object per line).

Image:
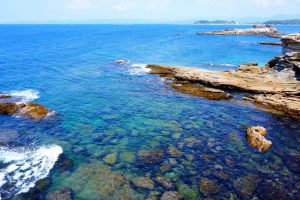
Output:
[
  {"xmin": 264, "ymin": 19, "xmax": 300, "ymax": 25},
  {"xmin": 194, "ymin": 20, "xmax": 237, "ymax": 25}
]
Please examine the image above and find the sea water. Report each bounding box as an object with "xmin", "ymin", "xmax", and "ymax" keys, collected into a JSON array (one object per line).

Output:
[{"xmin": 0, "ymin": 24, "xmax": 299, "ymax": 199}]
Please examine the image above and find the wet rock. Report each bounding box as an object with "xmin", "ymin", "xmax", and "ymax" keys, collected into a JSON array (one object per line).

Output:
[
  {"xmin": 281, "ymin": 33, "xmax": 300, "ymax": 52},
  {"xmin": 171, "ymin": 81, "xmax": 233, "ymax": 100},
  {"xmin": 199, "ymin": 178, "xmax": 220, "ymax": 196},
  {"xmin": 138, "ymin": 149, "xmax": 164, "ymax": 165},
  {"xmin": 0, "ymin": 102, "xmax": 21, "ymax": 115},
  {"xmin": 0, "ymin": 94, "xmax": 12, "ymax": 99},
  {"xmin": 18, "ymin": 103, "xmax": 51, "ymax": 120},
  {"xmin": 283, "ymin": 154, "xmax": 300, "ymax": 173},
  {"xmin": 245, "ymin": 94, "xmax": 300, "ymax": 121},
  {"xmin": 197, "ymin": 24, "xmax": 281, "ymax": 38},
  {"xmin": 168, "ymin": 146, "xmax": 183, "ymax": 157},
  {"xmin": 234, "ymin": 174, "xmax": 260, "ymax": 197},
  {"xmin": 259, "ymin": 42, "xmax": 282, "ymax": 46},
  {"xmin": 115, "ymin": 60, "xmax": 129, "ymax": 64},
  {"xmin": 46, "ymin": 188, "xmax": 72, "ymax": 200},
  {"xmin": 160, "ymin": 191, "xmax": 181, "ymax": 200},
  {"xmin": 103, "ymin": 152, "xmax": 117, "ymax": 165},
  {"xmin": 246, "ymin": 126, "xmax": 272, "ymax": 152},
  {"xmin": 156, "ymin": 176, "xmax": 173, "ymax": 189},
  {"xmin": 132, "ymin": 177, "xmax": 155, "ymax": 189},
  {"xmin": 178, "ymin": 183, "xmax": 198, "ymax": 200}
]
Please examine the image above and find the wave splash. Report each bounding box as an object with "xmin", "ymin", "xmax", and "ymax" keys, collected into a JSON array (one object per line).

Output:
[
  {"xmin": 128, "ymin": 63, "xmax": 151, "ymax": 75},
  {"xmin": 0, "ymin": 145, "xmax": 63, "ymax": 199},
  {"xmin": 8, "ymin": 89, "xmax": 40, "ymax": 103}
]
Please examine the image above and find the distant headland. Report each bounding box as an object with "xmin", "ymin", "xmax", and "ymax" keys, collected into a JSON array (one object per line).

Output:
[{"xmin": 263, "ymin": 19, "xmax": 300, "ymax": 25}]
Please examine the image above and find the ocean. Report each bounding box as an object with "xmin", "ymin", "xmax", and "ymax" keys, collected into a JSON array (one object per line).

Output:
[{"xmin": 0, "ymin": 24, "xmax": 299, "ymax": 199}]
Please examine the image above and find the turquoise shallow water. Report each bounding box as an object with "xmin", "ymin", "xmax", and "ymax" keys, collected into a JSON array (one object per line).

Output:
[{"xmin": 0, "ymin": 25, "xmax": 300, "ymax": 199}]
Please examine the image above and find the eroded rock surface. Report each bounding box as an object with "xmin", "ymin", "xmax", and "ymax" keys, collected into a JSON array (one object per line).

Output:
[
  {"xmin": 147, "ymin": 61, "xmax": 300, "ymax": 120},
  {"xmin": 197, "ymin": 24, "xmax": 281, "ymax": 38},
  {"xmin": 246, "ymin": 126, "xmax": 272, "ymax": 152}
]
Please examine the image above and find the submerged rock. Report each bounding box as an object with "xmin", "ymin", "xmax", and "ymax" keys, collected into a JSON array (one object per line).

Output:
[
  {"xmin": 138, "ymin": 149, "xmax": 164, "ymax": 165},
  {"xmin": 168, "ymin": 146, "xmax": 183, "ymax": 157},
  {"xmin": 156, "ymin": 176, "xmax": 173, "ymax": 189},
  {"xmin": 160, "ymin": 191, "xmax": 181, "ymax": 200},
  {"xmin": 46, "ymin": 188, "xmax": 72, "ymax": 200},
  {"xmin": 199, "ymin": 178, "xmax": 220, "ymax": 196},
  {"xmin": 246, "ymin": 126, "xmax": 272, "ymax": 152},
  {"xmin": 103, "ymin": 153, "xmax": 117, "ymax": 165},
  {"xmin": 177, "ymin": 183, "xmax": 198, "ymax": 200},
  {"xmin": 63, "ymin": 163, "xmax": 143, "ymax": 199},
  {"xmin": 115, "ymin": 60, "xmax": 129, "ymax": 64},
  {"xmin": 197, "ymin": 24, "xmax": 281, "ymax": 38},
  {"xmin": 283, "ymin": 154, "xmax": 300, "ymax": 173},
  {"xmin": 234, "ymin": 174, "xmax": 260, "ymax": 197},
  {"xmin": 132, "ymin": 177, "xmax": 155, "ymax": 189}
]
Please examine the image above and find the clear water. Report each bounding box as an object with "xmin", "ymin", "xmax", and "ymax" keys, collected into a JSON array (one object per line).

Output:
[{"xmin": 0, "ymin": 25, "xmax": 300, "ymax": 199}]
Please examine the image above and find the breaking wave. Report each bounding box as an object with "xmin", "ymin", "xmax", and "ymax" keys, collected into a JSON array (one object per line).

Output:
[
  {"xmin": 128, "ymin": 63, "xmax": 151, "ymax": 75},
  {"xmin": 8, "ymin": 89, "xmax": 40, "ymax": 103},
  {"xmin": 0, "ymin": 145, "xmax": 63, "ymax": 199}
]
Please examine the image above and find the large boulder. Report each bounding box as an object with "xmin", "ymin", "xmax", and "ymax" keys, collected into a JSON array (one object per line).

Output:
[
  {"xmin": 0, "ymin": 102, "xmax": 51, "ymax": 120},
  {"xmin": 246, "ymin": 126, "xmax": 272, "ymax": 152}
]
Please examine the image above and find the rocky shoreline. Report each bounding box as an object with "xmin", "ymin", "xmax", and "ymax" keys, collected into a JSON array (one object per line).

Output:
[
  {"xmin": 146, "ymin": 33, "xmax": 300, "ymax": 121},
  {"xmin": 0, "ymin": 93, "xmax": 52, "ymax": 120},
  {"xmin": 197, "ymin": 24, "xmax": 282, "ymax": 38}
]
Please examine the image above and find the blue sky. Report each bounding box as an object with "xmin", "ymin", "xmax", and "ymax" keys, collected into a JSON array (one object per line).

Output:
[{"xmin": 1, "ymin": 0, "xmax": 300, "ymax": 23}]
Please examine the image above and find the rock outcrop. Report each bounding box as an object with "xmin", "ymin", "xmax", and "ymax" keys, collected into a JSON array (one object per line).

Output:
[
  {"xmin": 197, "ymin": 24, "xmax": 281, "ymax": 38},
  {"xmin": 246, "ymin": 126, "xmax": 272, "ymax": 152},
  {"xmin": 147, "ymin": 50, "xmax": 300, "ymax": 120},
  {"xmin": 0, "ymin": 102, "xmax": 52, "ymax": 120}
]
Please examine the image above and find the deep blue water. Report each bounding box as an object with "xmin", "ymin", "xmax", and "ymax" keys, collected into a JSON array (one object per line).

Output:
[{"xmin": 0, "ymin": 25, "xmax": 300, "ymax": 200}]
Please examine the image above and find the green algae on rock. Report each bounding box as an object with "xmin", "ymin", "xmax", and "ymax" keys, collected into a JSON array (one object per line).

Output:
[
  {"xmin": 103, "ymin": 152, "xmax": 117, "ymax": 165},
  {"xmin": 62, "ymin": 163, "xmax": 144, "ymax": 200}
]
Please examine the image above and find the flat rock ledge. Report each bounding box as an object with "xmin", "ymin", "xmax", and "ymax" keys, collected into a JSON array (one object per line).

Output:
[
  {"xmin": 197, "ymin": 24, "xmax": 282, "ymax": 38},
  {"xmin": 146, "ymin": 61, "xmax": 300, "ymax": 120}
]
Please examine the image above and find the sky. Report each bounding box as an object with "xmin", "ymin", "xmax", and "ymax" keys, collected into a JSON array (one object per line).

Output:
[{"xmin": 1, "ymin": 0, "xmax": 300, "ymax": 23}]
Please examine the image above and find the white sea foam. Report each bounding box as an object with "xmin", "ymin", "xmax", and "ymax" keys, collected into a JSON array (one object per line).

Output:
[
  {"xmin": 9, "ymin": 89, "xmax": 40, "ymax": 103},
  {"xmin": 129, "ymin": 63, "xmax": 151, "ymax": 75},
  {"xmin": 0, "ymin": 145, "xmax": 63, "ymax": 199}
]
